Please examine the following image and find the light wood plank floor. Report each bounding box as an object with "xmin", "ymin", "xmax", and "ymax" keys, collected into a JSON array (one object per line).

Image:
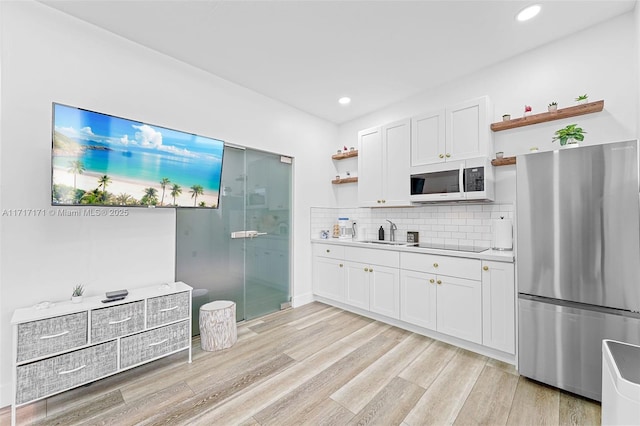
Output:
[{"xmin": 0, "ymin": 302, "xmax": 601, "ymax": 425}]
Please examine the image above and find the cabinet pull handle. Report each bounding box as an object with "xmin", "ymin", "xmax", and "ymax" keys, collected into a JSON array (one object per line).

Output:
[
  {"xmin": 148, "ymin": 339, "xmax": 168, "ymax": 347},
  {"xmin": 429, "ymin": 279, "xmax": 435, "ymax": 284},
  {"xmin": 364, "ymin": 267, "xmax": 368, "ymax": 272},
  {"xmin": 433, "ymin": 263, "xmax": 439, "ymax": 268},
  {"xmin": 40, "ymin": 330, "xmax": 69, "ymax": 340},
  {"xmin": 58, "ymin": 364, "xmax": 86, "ymax": 375},
  {"xmin": 159, "ymin": 306, "xmax": 179, "ymax": 312},
  {"xmin": 339, "ymin": 264, "xmax": 344, "ymax": 267},
  {"xmin": 369, "ymin": 268, "xmax": 374, "ymax": 272},
  {"xmin": 437, "ymin": 280, "xmax": 442, "ymax": 285},
  {"xmin": 109, "ymin": 316, "xmax": 132, "ymax": 325},
  {"xmin": 326, "ymin": 249, "xmax": 330, "ymax": 253},
  {"xmin": 483, "ymin": 266, "xmax": 489, "ymax": 271},
  {"xmin": 439, "ymin": 154, "xmax": 444, "ymax": 159},
  {"xmin": 446, "ymin": 153, "xmax": 451, "ymax": 158}
]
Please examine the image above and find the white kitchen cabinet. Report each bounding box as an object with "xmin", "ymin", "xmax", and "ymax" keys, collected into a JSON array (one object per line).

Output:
[
  {"xmin": 411, "ymin": 109, "xmax": 446, "ymax": 167},
  {"xmin": 369, "ymin": 264, "xmax": 400, "ymax": 319},
  {"xmin": 481, "ymin": 260, "xmax": 515, "ymax": 354},
  {"xmin": 411, "ymin": 96, "xmax": 490, "ymax": 167},
  {"xmin": 358, "ymin": 119, "xmax": 411, "ymax": 207},
  {"xmin": 436, "ymin": 275, "xmax": 482, "ymax": 344},
  {"xmin": 400, "ymin": 269, "xmax": 437, "ymax": 329},
  {"xmin": 345, "ymin": 261, "xmax": 400, "ymax": 318},
  {"xmin": 344, "ymin": 247, "xmax": 400, "ymax": 319},
  {"xmin": 400, "ymin": 253, "xmax": 482, "ymax": 344},
  {"xmin": 312, "ymin": 244, "xmax": 345, "ymax": 302},
  {"xmin": 344, "ymin": 261, "xmax": 370, "ymax": 310}
]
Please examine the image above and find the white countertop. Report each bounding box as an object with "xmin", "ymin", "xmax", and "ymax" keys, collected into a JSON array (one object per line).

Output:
[{"xmin": 312, "ymin": 238, "xmax": 515, "ymax": 262}]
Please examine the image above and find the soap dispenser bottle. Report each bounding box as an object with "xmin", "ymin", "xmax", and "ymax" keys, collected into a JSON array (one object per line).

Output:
[{"xmin": 378, "ymin": 226, "xmax": 385, "ymax": 241}]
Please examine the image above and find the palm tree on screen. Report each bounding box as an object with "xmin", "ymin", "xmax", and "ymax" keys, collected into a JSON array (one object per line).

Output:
[
  {"xmin": 159, "ymin": 177, "xmax": 171, "ymax": 206},
  {"xmin": 67, "ymin": 160, "xmax": 85, "ymax": 191},
  {"xmin": 171, "ymin": 184, "xmax": 182, "ymax": 206},
  {"xmin": 98, "ymin": 175, "xmax": 111, "ymax": 193},
  {"xmin": 190, "ymin": 184, "xmax": 204, "ymax": 206},
  {"xmin": 141, "ymin": 187, "xmax": 158, "ymax": 206}
]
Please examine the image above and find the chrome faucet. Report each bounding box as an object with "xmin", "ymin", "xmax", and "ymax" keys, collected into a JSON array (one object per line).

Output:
[{"xmin": 386, "ymin": 219, "xmax": 397, "ymax": 242}]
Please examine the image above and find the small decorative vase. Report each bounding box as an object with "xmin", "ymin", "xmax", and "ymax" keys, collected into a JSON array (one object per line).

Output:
[
  {"xmin": 71, "ymin": 295, "xmax": 83, "ymax": 304},
  {"xmin": 548, "ymin": 105, "xmax": 557, "ymax": 112},
  {"xmin": 502, "ymin": 114, "xmax": 511, "ymax": 121}
]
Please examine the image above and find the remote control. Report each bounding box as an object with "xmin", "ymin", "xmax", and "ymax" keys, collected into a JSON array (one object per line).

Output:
[
  {"xmin": 106, "ymin": 289, "xmax": 128, "ymax": 299},
  {"xmin": 101, "ymin": 296, "xmax": 125, "ymax": 303}
]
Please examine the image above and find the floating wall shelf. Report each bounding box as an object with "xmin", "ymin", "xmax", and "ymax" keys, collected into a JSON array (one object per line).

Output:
[
  {"xmin": 332, "ymin": 177, "xmax": 358, "ymax": 185},
  {"xmin": 491, "ymin": 157, "xmax": 517, "ymax": 167},
  {"xmin": 332, "ymin": 150, "xmax": 358, "ymax": 160},
  {"xmin": 490, "ymin": 100, "xmax": 604, "ymax": 132}
]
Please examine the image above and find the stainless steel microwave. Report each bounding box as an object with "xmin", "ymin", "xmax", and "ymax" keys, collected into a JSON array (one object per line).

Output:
[{"xmin": 410, "ymin": 157, "xmax": 494, "ymax": 202}]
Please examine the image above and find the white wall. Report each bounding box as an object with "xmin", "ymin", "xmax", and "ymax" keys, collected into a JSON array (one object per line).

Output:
[
  {"xmin": 636, "ymin": 0, "xmax": 640, "ymax": 138},
  {"xmin": 0, "ymin": 1, "xmax": 337, "ymax": 406},
  {"xmin": 336, "ymin": 11, "xmax": 638, "ymax": 206}
]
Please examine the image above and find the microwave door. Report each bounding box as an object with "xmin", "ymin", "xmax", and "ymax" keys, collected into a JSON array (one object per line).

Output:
[{"xmin": 410, "ymin": 165, "xmax": 465, "ymax": 201}]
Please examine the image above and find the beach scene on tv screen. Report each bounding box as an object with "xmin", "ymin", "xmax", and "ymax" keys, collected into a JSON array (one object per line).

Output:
[{"xmin": 52, "ymin": 104, "xmax": 224, "ymax": 208}]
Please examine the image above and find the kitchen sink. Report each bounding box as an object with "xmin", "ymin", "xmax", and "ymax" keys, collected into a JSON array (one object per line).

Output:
[{"xmin": 360, "ymin": 240, "xmax": 417, "ymax": 247}]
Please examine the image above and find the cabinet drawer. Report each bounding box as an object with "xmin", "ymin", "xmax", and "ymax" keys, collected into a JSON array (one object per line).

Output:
[
  {"xmin": 313, "ymin": 243, "xmax": 344, "ymax": 259},
  {"xmin": 17, "ymin": 312, "xmax": 88, "ymax": 363},
  {"xmin": 147, "ymin": 291, "xmax": 190, "ymax": 328},
  {"xmin": 91, "ymin": 301, "xmax": 145, "ymax": 343},
  {"xmin": 16, "ymin": 341, "xmax": 117, "ymax": 404},
  {"xmin": 401, "ymin": 253, "xmax": 480, "ymax": 280},
  {"xmin": 344, "ymin": 247, "xmax": 399, "ymax": 268},
  {"xmin": 120, "ymin": 320, "xmax": 190, "ymax": 369}
]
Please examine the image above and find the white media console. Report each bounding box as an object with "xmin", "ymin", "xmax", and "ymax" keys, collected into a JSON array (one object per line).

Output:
[{"xmin": 10, "ymin": 281, "xmax": 193, "ymax": 425}]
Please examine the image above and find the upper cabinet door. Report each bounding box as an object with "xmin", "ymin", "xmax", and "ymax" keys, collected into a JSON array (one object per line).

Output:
[
  {"xmin": 446, "ymin": 96, "xmax": 489, "ymax": 161},
  {"xmin": 358, "ymin": 121, "xmax": 411, "ymax": 208},
  {"xmin": 411, "ymin": 110, "xmax": 446, "ymax": 167},
  {"xmin": 382, "ymin": 119, "xmax": 411, "ymax": 206},
  {"xmin": 358, "ymin": 126, "xmax": 383, "ymax": 207}
]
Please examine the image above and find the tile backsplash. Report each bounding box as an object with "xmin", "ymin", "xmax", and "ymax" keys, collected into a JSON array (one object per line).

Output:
[{"xmin": 311, "ymin": 203, "xmax": 514, "ymax": 249}]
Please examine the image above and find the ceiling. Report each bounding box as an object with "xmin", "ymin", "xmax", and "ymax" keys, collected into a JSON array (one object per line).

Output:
[{"xmin": 40, "ymin": 0, "xmax": 636, "ymax": 124}]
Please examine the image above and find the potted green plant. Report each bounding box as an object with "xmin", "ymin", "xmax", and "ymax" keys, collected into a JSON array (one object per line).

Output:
[
  {"xmin": 548, "ymin": 101, "xmax": 558, "ymax": 112},
  {"xmin": 552, "ymin": 124, "xmax": 586, "ymax": 147},
  {"xmin": 575, "ymin": 94, "xmax": 588, "ymax": 104},
  {"xmin": 71, "ymin": 284, "xmax": 85, "ymax": 303}
]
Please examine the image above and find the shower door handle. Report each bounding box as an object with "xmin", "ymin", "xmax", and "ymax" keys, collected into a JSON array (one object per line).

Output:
[{"xmin": 231, "ymin": 230, "xmax": 268, "ymax": 239}]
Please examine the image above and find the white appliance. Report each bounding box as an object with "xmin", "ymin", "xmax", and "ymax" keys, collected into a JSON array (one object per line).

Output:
[
  {"xmin": 410, "ymin": 157, "xmax": 494, "ymax": 202},
  {"xmin": 602, "ymin": 340, "xmax": 640, "ymax": 425}
]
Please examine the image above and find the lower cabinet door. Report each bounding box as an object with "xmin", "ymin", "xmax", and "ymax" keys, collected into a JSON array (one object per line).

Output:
[
  {"xmin": 344, "ymin": 261, "xmax": 370, "ymax": 310},
  {"xmin": 482, "ymin": 261, "xmax": 515, "ymax": 353},
  {"xmin": 369, "ymin": 265, "xmax": 400, "ymax": 319},
  {"xmin": 436, "ymin": 276, "xmax": 482, "ymax": 344},
  {"xmin": 313, "ymin": 256, "xmax": 345, "ymax": 302},
  {"xmin": 120, "ymin": 321, "xmax": 190, "ymax": 369},
  {"xmin": 16, "ymin": 341, "xmax": 117, "ymax": 404},
  {"xmin": 400, "ymin": 270, "xmax": 437, "ymax": 330}
]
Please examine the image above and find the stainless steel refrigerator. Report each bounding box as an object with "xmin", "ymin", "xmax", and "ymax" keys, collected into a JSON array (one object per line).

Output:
[{"xmin": 517, "ymin": 140, "xmax": 640, "ymax": 401}]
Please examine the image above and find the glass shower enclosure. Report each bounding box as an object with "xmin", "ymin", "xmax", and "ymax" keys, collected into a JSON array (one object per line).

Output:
[{"xmin": 176, "ymin": 146, "xmax": 292, "ymax": 334}]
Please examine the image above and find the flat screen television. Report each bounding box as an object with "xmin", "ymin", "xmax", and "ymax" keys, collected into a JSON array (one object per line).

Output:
[{"xmin": 51, "ymin": 103, "xmax": 225, "ymax": 208}]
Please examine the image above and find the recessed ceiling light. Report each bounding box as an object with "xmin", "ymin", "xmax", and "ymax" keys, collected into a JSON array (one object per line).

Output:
[
  {"xmin": 338, "ymin": 97, "xmax": 351, "ymax": 105},
  {"xmin": 516, "ymin": 4, "xmax": 541, "ymax": 22}
]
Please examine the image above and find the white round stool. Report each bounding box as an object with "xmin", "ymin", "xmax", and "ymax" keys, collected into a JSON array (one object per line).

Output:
[{"xmin": 199, "ymin": 300, "xmax": 237, "ymax": 351}]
